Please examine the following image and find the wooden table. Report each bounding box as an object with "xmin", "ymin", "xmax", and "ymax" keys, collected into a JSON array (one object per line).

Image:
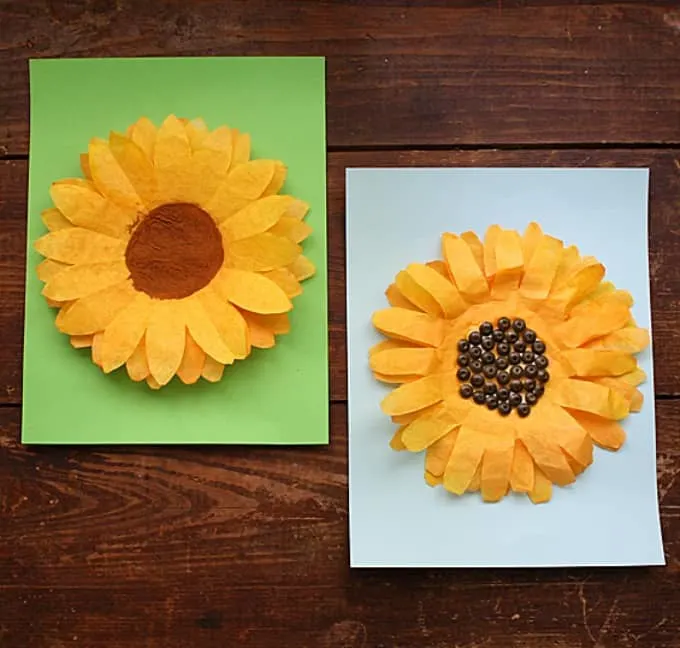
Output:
[{"xmin": 1, "ymin": 2, "xmax": 679, "ymax": 646}]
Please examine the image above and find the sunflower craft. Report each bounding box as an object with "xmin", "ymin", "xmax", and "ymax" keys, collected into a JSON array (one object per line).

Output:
[
  {"xmin": 369, "ymin": 223, "xmax": 649, "ymax": 504},
  {"xmin": 35, "ymin": 115, "xmax": 315, "ymax": 389}
]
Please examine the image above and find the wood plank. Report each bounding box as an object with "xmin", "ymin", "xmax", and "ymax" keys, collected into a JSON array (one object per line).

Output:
[
  {"xmin": 3, "ymin": 149, "xmax": 680, "ymax": 403},
  {"xmin": 2, "ymin": 1, "xmax": 680, "ymax": 154},
  {"xmin": 0, "ymin": 401, "xmax": 678, "ymax": 647}
]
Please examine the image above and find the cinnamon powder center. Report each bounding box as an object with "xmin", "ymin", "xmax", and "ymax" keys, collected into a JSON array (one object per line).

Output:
[{"xmin": 125, "ymin": 203, "xmax": 224, "ymax": 300}]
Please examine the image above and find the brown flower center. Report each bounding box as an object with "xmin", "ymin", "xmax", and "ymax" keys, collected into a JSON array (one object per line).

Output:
[{"xmin": 125, "ymin": 203, "xmax": 224, "ymax": 300}]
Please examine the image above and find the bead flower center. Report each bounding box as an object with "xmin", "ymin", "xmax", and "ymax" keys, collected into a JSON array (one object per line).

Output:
[
  {"xmin": 455, "ymin": 317, "xmax": 550, "ymax": 417},
  {"xmin": 125, "ymin": 203, "xmax": 224, "ymax": 300}
]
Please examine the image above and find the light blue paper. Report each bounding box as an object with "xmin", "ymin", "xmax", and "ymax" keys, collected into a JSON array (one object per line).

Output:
[{"xmin": 346, "ymin": 167, "xmax": 664, "ymax": 568}]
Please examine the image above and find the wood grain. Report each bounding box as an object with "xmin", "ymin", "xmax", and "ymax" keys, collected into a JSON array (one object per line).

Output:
[
  {"xmin": 3, "ymin": 149, "xmax": 679, "ymax": 404},
  {"xmin": 0, "ymin": 401, "xmax": 679, "ymax": 648},
  {"xmin": 2, "ymin": 0, "xmax": 680, "ymax": 154}
]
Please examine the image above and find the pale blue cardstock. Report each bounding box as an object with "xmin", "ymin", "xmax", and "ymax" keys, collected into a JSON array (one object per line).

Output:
[{"xmin": 346, "ymin": 167, "xmax": 664, "ymax": 568}]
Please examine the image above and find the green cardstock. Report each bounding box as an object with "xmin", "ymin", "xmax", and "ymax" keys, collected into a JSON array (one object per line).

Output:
[{"xmin": 23, "ymin": 57, "xmax": 328, "ymax": 444}]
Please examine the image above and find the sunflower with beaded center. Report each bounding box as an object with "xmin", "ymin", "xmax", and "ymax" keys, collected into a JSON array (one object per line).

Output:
[
  {"xmin": 35, "ymin": 115, "xmax": 315, "ymax": 389},
  {"xmin": 369, "ymin": 223, "xmax": 649, "ymax": 503}
]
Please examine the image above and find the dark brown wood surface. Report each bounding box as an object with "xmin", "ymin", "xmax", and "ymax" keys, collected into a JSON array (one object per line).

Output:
[{"xmin": 1, "ymin": 1, "xmax": 679, "ymax": 647}]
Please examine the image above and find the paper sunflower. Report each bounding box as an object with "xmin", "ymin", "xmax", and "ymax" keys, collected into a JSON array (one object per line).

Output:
[
  {"xmin": 369, "ymin": 223, "xmax": 649, "ymax": 504},
  {"xmin": 35, "ymin": 115, "xmax": 315, "ymax": 389}
]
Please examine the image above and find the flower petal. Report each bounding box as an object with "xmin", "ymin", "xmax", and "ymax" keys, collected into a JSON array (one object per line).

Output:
[
  {"xmin": 70, "ymin": 335, "xmax": 93, "ymax": 349},
  {"xmin": 231, "ymin": 129, "xmax": 251, "ymax": 167},
  {"xmin": 128, "ymin": 117, "xmax": 157, "ymax": 161},
  {"xmin": 519, "ymin": 234, "xmax": 562, "ymax": 300},
  {"xmin": 262, "ymin": 161, "xmax": 287, "ymax": 196},
  {"xmin": 370, "ymin": 347, "xmax": 436, "ymax": 377},
  {"xmin": 99, "ymin": 293, "xmax": 151, "ymax": 373},
  {"xmin": 591, "ymin": 376, "xmax": 644, "ymax": 412},
  {"xmin": 201, "ymin": 355, "xmax": 225, "ymax": 382},
  {"xmin": 380, "ymin": 374, "xmax": 443, "ymax": 416},
  {"xmin": 518, "ymin": 426, "xmax": 575, "ymax": 487},
  {"xmin": 528, "ymin": 468, "xmax": 552, "ymax": 504},
  {"xmin": 401, "ymin": 403, "xmax": 460, "ymax": 452},
  {"xmin": 41, "ymin": 207, "xmax": 71, "ymax": 232},
  {"xmin": 288, "ymin": 255, "xmax": 316, "ymax": 281},
  {"xmin": 385, "ymin": 283, "xmax": 417, "ymax": 310},
  {"xmin": 198, "ymin": 287, "xmax": 250, "ymax": 359},
  {"xmin": 584, "ymin": 327, "xmax": 650, "ymax": 353},
  {"xmin": 510, "ymin": 441, "xmax": 535, "ymax": 493},
  {"xmin": 126, "ymin": 337, "xmax": 150, "ymax": 382},
  {"xmin": 395, "ymin": 269, "xmax": 442, "ymax": 316},
  {"xmin": 224, "ymin": 159, "xmax": 276, "ymax": 199},
  {"xmin": 372, "ymin": 307, "xmax": 444, "ymax": 347},
  {"xmin": 443, "ymin": 424, "xmax": 485, "ymax": 495},
  {"xmin": 154, "ymin": 115, "xmax": 193, "ymax": 202},
  {"xmin": 35, "ymin": 228, "xmax": 126, "ymax": 265},
  {"xmin": 108, "ymin": 132, "xmax": 160, "ymax": 207},
  {"xmin": 619, "ymin": 367, "xmax": 647, "ymax": 386},
  {"xmin": 241, "ymin": 312, "xmax": 275, "ymax": 348},
  {"xmin": 483, "ymin": 224, "xmax": 501, "ymax": 278},
  {"xmin": 220, "ymin": 195, "xmax": 294, "ymax": 241},
  {"xmin": 442, "ymin": 233, "xmax": 489, "ymax": 301},
  {"xmin": 555, "ymin": 302, "xmax": 631, "ymax": 348},
  {"xmin": 89, "ymin": 138, "xmax": 144, "ymax": 209},
  {"xmin": 490, "ymin": 229, "xmax": 523, "ymax": 300},
  {"xmin": 177, "ymin": 332, "xmax": 206, "ymax": 385},
  {"xmin": 42, "ymin": 260, "xmax": 129, "ymax": 301},
  {"xmin": 550, "ymin": 378, "xmax": 629, "ymax": 420},
  {"xmin": 212, "ymin": 268, "xmax": 291, "ymax": 314},
  {"xmin": 425, "ymin": 429, "xmax": 458, "ymax": 477},
  {"xmin": 36, "ymin": 259, "xmax": 69, "ymax": 283},
  {"xmin": 390, "ymin": 427, "xmax": 408, "ymax": 451},
  {"xmin": 262, "ymin": 268, "xmax": 302, "ymax": 298},
  {"xmin": 56, "ymin": 281, "xmax": 136, "ymax": 335},
  {"xmin": 566, "ymin": 410, "xmax": 626, "ymax": 450},
  {"xmin": 561, "ymin": 349, "xmax": 636, "ymax": 377},
  {"xmin": 145, "ymin": 300, "xmax": 186, "ymax": 385},
  {"xmin": 228, "ymin": 233, "xmax": 301, "ymax": 271},
  {"xmin": 183, "ymin": 295, "xmax": 235, "ymax": 365},
  {"xmin": 269, "ymin": 216, "xmax": 313, "ymax": 243},
  {"xmin": 481, "ymin": 443, "xmax": 515, "ymax": 502},
  {"xmin": 402, "ymin": 263, "xmax": 466, "ymax": 318},
  {"xmin": 461, "ymin": 230, "xmax": 484, "ymax": 268},
  {"xmin": 522, "ymin": 222, "xmax": 544, "ymax": 266}
]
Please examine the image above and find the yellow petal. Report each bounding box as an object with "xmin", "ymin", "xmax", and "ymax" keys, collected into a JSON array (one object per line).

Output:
[
  {"xmin": 224, "ymin": 159, "xmax": 276, "ymax": 199},
  {"xmin": 188, "ymin": 126, "xmax": 233, "ymax": 204},
  {"xmin": 619, "ymin": 366, "xmax": 646, "ymax": 386},
  {"xmin": 286, "ymin": 198, "xmax": 310, "ymax": 220},
  {"xmin": 36, "ymin": 259, "xmax": 68, "ymax": 282},
  {"xmin": 401, "ymin": 403, "xmax": 460, "ymax": 452},
  {"xmin": 461, "ymin": 231, "xmax": 484, "ymax": 269},
  {"xmin": 561, "ymin": 349, "xmax": 636, "ymax": 377},
  {"xmin": 522, "ymin": 222, "xmax": 544, "ymax": 266},
  {"xmin": 490, "ymin": 229, "xmax": 523, "ymax": 300},
  {"xmin": 390, "ymin": 427, "xmax": 408, "ymax": 451},
  {"xmin": 556, "ymin": 302, "xmax": 631, "ymax": 348},
  {"xmin": 288, "ymin": 255, "xmax": 315, "ymax": 281},
  {"xmin": 80, "ymin": 153, "xmax": 92, "ymax": 180},
  {"xmin": 591, "ymin": 376, "xmax": 644, "ymax": 413},
  {"xmin": 395, "ymin": 270, "xmax": 442, "ymax": 316},
  {"xmin": 99, "ymin": 293, "xmax": 151, "ymax": 373},
  {"xmin": 145, "ymin": 300, "xmax": 186, "ymax": 385},
  {"xmin": 262, "ymin": 268, "xmax": 302, "ymax": 298},
  {"xmin": 35, "ymin": 228, "xmax": 125, "ymax": 265},
  {"xmin": 56, "ymin": 281, "xmax": 136, "ymax": 335},
  {"xmin": 442, "ymin": 233, "xmax": 489, "ymax": 301},
  {"xmin": 372, "ymin": 307, "xmax": 444, "ymax": 346},
  {"xmin": 177, "ymin": 332, "xmax": 206, "ymax": 385},
  {"xmin": 563, "ymin": 257, "xmax": 605, "ymax": 308},
  {"xmin": 231, "ymin": 129, "xmax": 251, "ymax": 167},
  {"xmin": 528, "ymin": 468, "xmax": 552, "ymax": 504},
  {"xmin": 88, "ymin": 138, "xmax": 144, "ymax": 209},
  {"xmin": 70, "ymin": 334, "xmax": 93, "ymax": 349},
  {"xmin": 403, "ymin": 263, "xmax": 466, "ymax": 318},
  {"xmin": 183, "ymin": 296, "xmax": 235, "ymax": 365},
  {"xmin": 220, "ymin": 195, "xmax": 294, "ymax": 241},
  {"xmin": 228, "ymin": 233, "xmax": 301, "ymax": 271},
  {"xmin": 243, "ymin": 311, "xmax": 289, "ymax": 335},
  {"xmin": 41, "ymin": 207, "xmax": 71, "ymax": 232},
  {"xmin": 538, "ymin": 401, "xmax": 594, "ymax": 468},
  {"xmin": 567, "ymin": 410, "xmax": 626, "ymax": 450},
  {"xmin": 374, "ymin": 372, "xmax": 422, "ymax": 384},
  {"xmin": 108, "ymin": 132, "xmax": 159, "ymax": 207},
  {"xmin": 153, "ymin": 115, "xmax": 193, "ymax": 202},
  {"xmin": 443, "ymin": 424, "xmax": 485, "ymax": 495},
  {"xmin": 385, "ymin": 283, "xmax": 417, "ymax": 310},
  {"xmin": 185, "ymin": 118, "xmax": 208, "ymax": 149},
  {"xmin": 126, "ymin": 337, "xmax": 150, "ymax": 382},
  {"xmin": 241, "ymin": 312, "xmax": 276, "ymax": 348},
  {"xmin": 425, "ymin": 429, "xmax": 459, "ymax": 477},
  {"xmin": 91, "ymin": 332, "xmax": 103, "ymax": 367},
  {"xmin": 381, "ymin": 374, "xmax": 443, "ymax": 416},
  {"xmin": 483, "ymin": 224, "xmax": 501, "ymax": 278},
  {"xmin": 584, "ymin": 327, "xmax": 650, "ymax": 353},
  {"xmin": 509, "ymin": 441, "xmax": 535, "ymax": 493},
  {"xmin": 201, "ymin": 355, "xmax": 225, "ymax": 382},
  {"xmin": 518, "ymin": 426, "xmax": 575, "ymax": 487},
  {"xmin": 198, "ymin": 287, "xmax": 250, "ymax": 359},
  {"xmin": 370, "ymin": 346, "xmax": 435, "ymax": 377},
  {"xmin": 269, "ymin": 216, "xmax": 313, "ymax": 243},
  {"xmin": 42, "ymin": 260, "xmax": 129, "ymax": 301},
  {"xmin": 519, "ymin": 234, "xmax": 562, "ymax": 300},
  {"xmin": 481, "ymin": 443, "xmax": 515, "ymax": 502},
  {"xmin": 213, "ymin": 268, "xmax": 291, "ymax": 314},
  {"xmin": 128, "ymin": 117, "xmax": 157, "ymax": 161},
  {"xmin": 551, "ymin": 378, "xmax": 629, "ymax": 420},
  {"xmin": 146, "ymin": 376, "xmax": 162, "ymax": 390},
  {"xmin": 391, "ymin": 403, "xmax": 439, "ymax": 426},
  {"xmin": 262, "ymin": 161, "xmax": 287, "ymax": 196}
]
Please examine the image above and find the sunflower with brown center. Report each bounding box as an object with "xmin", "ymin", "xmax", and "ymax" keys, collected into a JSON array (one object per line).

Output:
[
  {"xmin": 35, "ymin": 115, "xmax": 315, "ymax": 389},
  {"xmin": 369, "ymin": 223, "xmax": 649, "ymax": 503}
]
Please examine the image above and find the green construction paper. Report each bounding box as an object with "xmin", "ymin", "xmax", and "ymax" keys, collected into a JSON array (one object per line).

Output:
[{"xmin": 23, "ymin": 57, "xmax": 328, "ymax": 445}]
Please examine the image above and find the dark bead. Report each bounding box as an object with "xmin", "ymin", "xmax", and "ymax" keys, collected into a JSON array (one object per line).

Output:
[
  {"xmin": 522, "ymin": 378, "xmax": 536, "ymax": 392},
  {"xmin": 517, "ymin": 403, "xmax": 531, "ymax": 418},
  {"xmin": 498, "ymin": 402, "xmax": 512, "ymax": 416},
  {"xmin": 492, "ymin": 329, "xmax": 505, "ymax": 343},
  {"xmin": 533, "ymin": 339, "xmax": 546, "ymax": 354},
  {"xmin": 513, "ymin": 340, "xmax": 526, "ymax": 353},
  {"xmin": 497, "ymin": 370, "xmax": 510, "ymax": 385},
  {"xmin": 496, "ymin": 342, "xmax": 510, "ymax": 356},
  {"xmin": 523, "ymin": 329, "xmax": 537, "ymax": 344},
  {"xmin": 526, "ymin": 392, "xmax": 538, "ymax": 405},
  {"xmin": 482, "ymin": 351, "xmax": 495, "ymax": 365},
  {"xmin": 473, "ymin": 390, "xmax": 486, "ymax": 405},
  {"xmin": 471, "ymin": 374, "xmax": 485, "ymax": 388},
  {"xmin": 522, "ymin": 351, "xmax": 535, "ymax": 364},
  {"xmin": 486, "ymin": 397, "xmax": 499, "ymax": 411},
  {"xmin": 457, "ymin": 339, "xmax": 470, "ymax": 353},
  {"xmin": 479, "ymin": 321, "xmax": 493, "ymax": 336},
  {"xmin": 537, "ymin": 369, "xmax": 550, "ymax": 383},
  {"xmin": 483, "ymin": 364, "xmax": 497, "ymax": 379},
  {"xmin": 506, "ymin": 330, "xmax": 519, "ymax": 344},
  {"xmin": 456, "ymin": 367, "xmax": 471, "ymax": 381},
  {"xmin": 470, "ymin": 360, "xmax": 483, "ymax": 373},
  {"xmin": 534, "ymin": 384, "xmax": 545, "ymax": 398},
  {"xmin": 497, "ymin": 317, "xmax": 511, "ymax": 331},
  {"xmin": 469, "ymin": 346, "xmax": 483, "ymax": 359},
  {"xmin": 497, "ymin": 388, "xmax": 510, "ymax": 401},
  {"xmin": 457, "ymin": 354, "xmax": 470, "ymax": 367},
  {"xmin": 468, "ymin": 331, "xmax": 482, "ymax": 345},
  {"xmin": 496, "ymin": 356, "xmax": 509, "ymax": 370},
  {"xmin": 481, "ymin": 336, "xmax": 495, "ymax": 350},
  {"xmin": 459, "ymin": 384, "xmax": 473, "ymax": 399},
  {"xmin": 509, "ymin": 379, "xmax": 523, "ymax": 393},
  {"xmin": 524, "ymin": 364, "xmax": 538, "ymax": 378},
  {"xmin": 509, "ymin": 392, "xmax": 522, "ymax": 407},
  {"xmin": 512, "ymin": 318, "xmax": 526, "ymax": 332},
  {"xmin": 510, "ymin": 365, "xmax": 523, "ymax": 378},
  {"xmin": 535, "ymin": 355, "xmax": 549, "ymax": 369},
  {"xmin": 509, "ymin": 352, "xmax": 521, "ymax": 365},
  {"xmin": 484, "ymin": 382, "xmax": 497, "ymax": 396}
]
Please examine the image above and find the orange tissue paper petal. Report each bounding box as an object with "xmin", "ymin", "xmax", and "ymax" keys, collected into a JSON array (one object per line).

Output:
[
  {"xmin": 404, "ymin": 263, "xmax": 466, "ymax": 318},
  {"xmin": 213, "ymin": 268, "xmax": 292, "ymax": 314},
  {"xmin": 567, "ymin": 410, "xmax": 626, "ymax": 450},
  {"xmin": 481, "ymin": 443, "xmax": 515, "ymax": 502},
  {"xmin": 126, "ymin": 338, "xmax": 150, "ymax": 382},
  {"xmin": 442, "ymin": 233, "xmax": 489, "ymax": 301},
  {"xmin": 510, "ymin": 441, "xmax": 535, "ymax": 493},
  {"xmin": 35, "ymin": 228, "xmax": 126, "ymax": 265},
  {"xmin": 370, "ymin": 347, "xmax": 436, "ymax": 377},
  {"xmin": 228, "ymin": 233, "xmax": 301, "ymax": 272},
  {"xmin": 56, "ymin": 282, "xmax": 136, "ymax": 335},
  {"xmin": 372, "ymin": 308, "xmax": 444, "ymax": 347},
  {"xmin": 220, "ymin": 195, "xmax": 293, "ymax": 241},
  {"xmin": 385, "ymin": 283, "xmax": 417, "ymax": 310},
  {"xmin": 561, "ymin": 349, "xmax": 636, "ymax": 377},
  {"xmin": 201, "ymin": 355, "xmax": 225, "ymax": 383},
  {"xmin": 288, "ymin": 255, "xmax": 316, "ymax": 282},
  {"xmin": 425, "ymin": 429, "xmax": 459, "ymax": 477},
  {"xmin": 551, "ymin": 378, "xmax": 629, "ymax": 420},
  {"xmin": 381, "ymin": 374, "xmax": 443, "ymax": 416},
  {"xmin": 145, "ymin": 300, "xmax": 187, "ymax": 386},
  {"xmin": 390, "ymin": 427, "xmax": 408, "ymax": 451},
  {"xmin": 443, "ymin": 424, "xmax": 486, "ymax": 495},
  {"xmin": 528, "ymin": 468, "xmax": 552, "ymax": 504},
  {"xmin": 177, "ymin": 332, "xmax": 206, "ymax": 385},
  {"xmin": 99, "ymin": 293, "xmax": 151, "ymax": 373},
  {"xmin": 400, "ymin": 403, "xmax": 460, "ymax": 452}
]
